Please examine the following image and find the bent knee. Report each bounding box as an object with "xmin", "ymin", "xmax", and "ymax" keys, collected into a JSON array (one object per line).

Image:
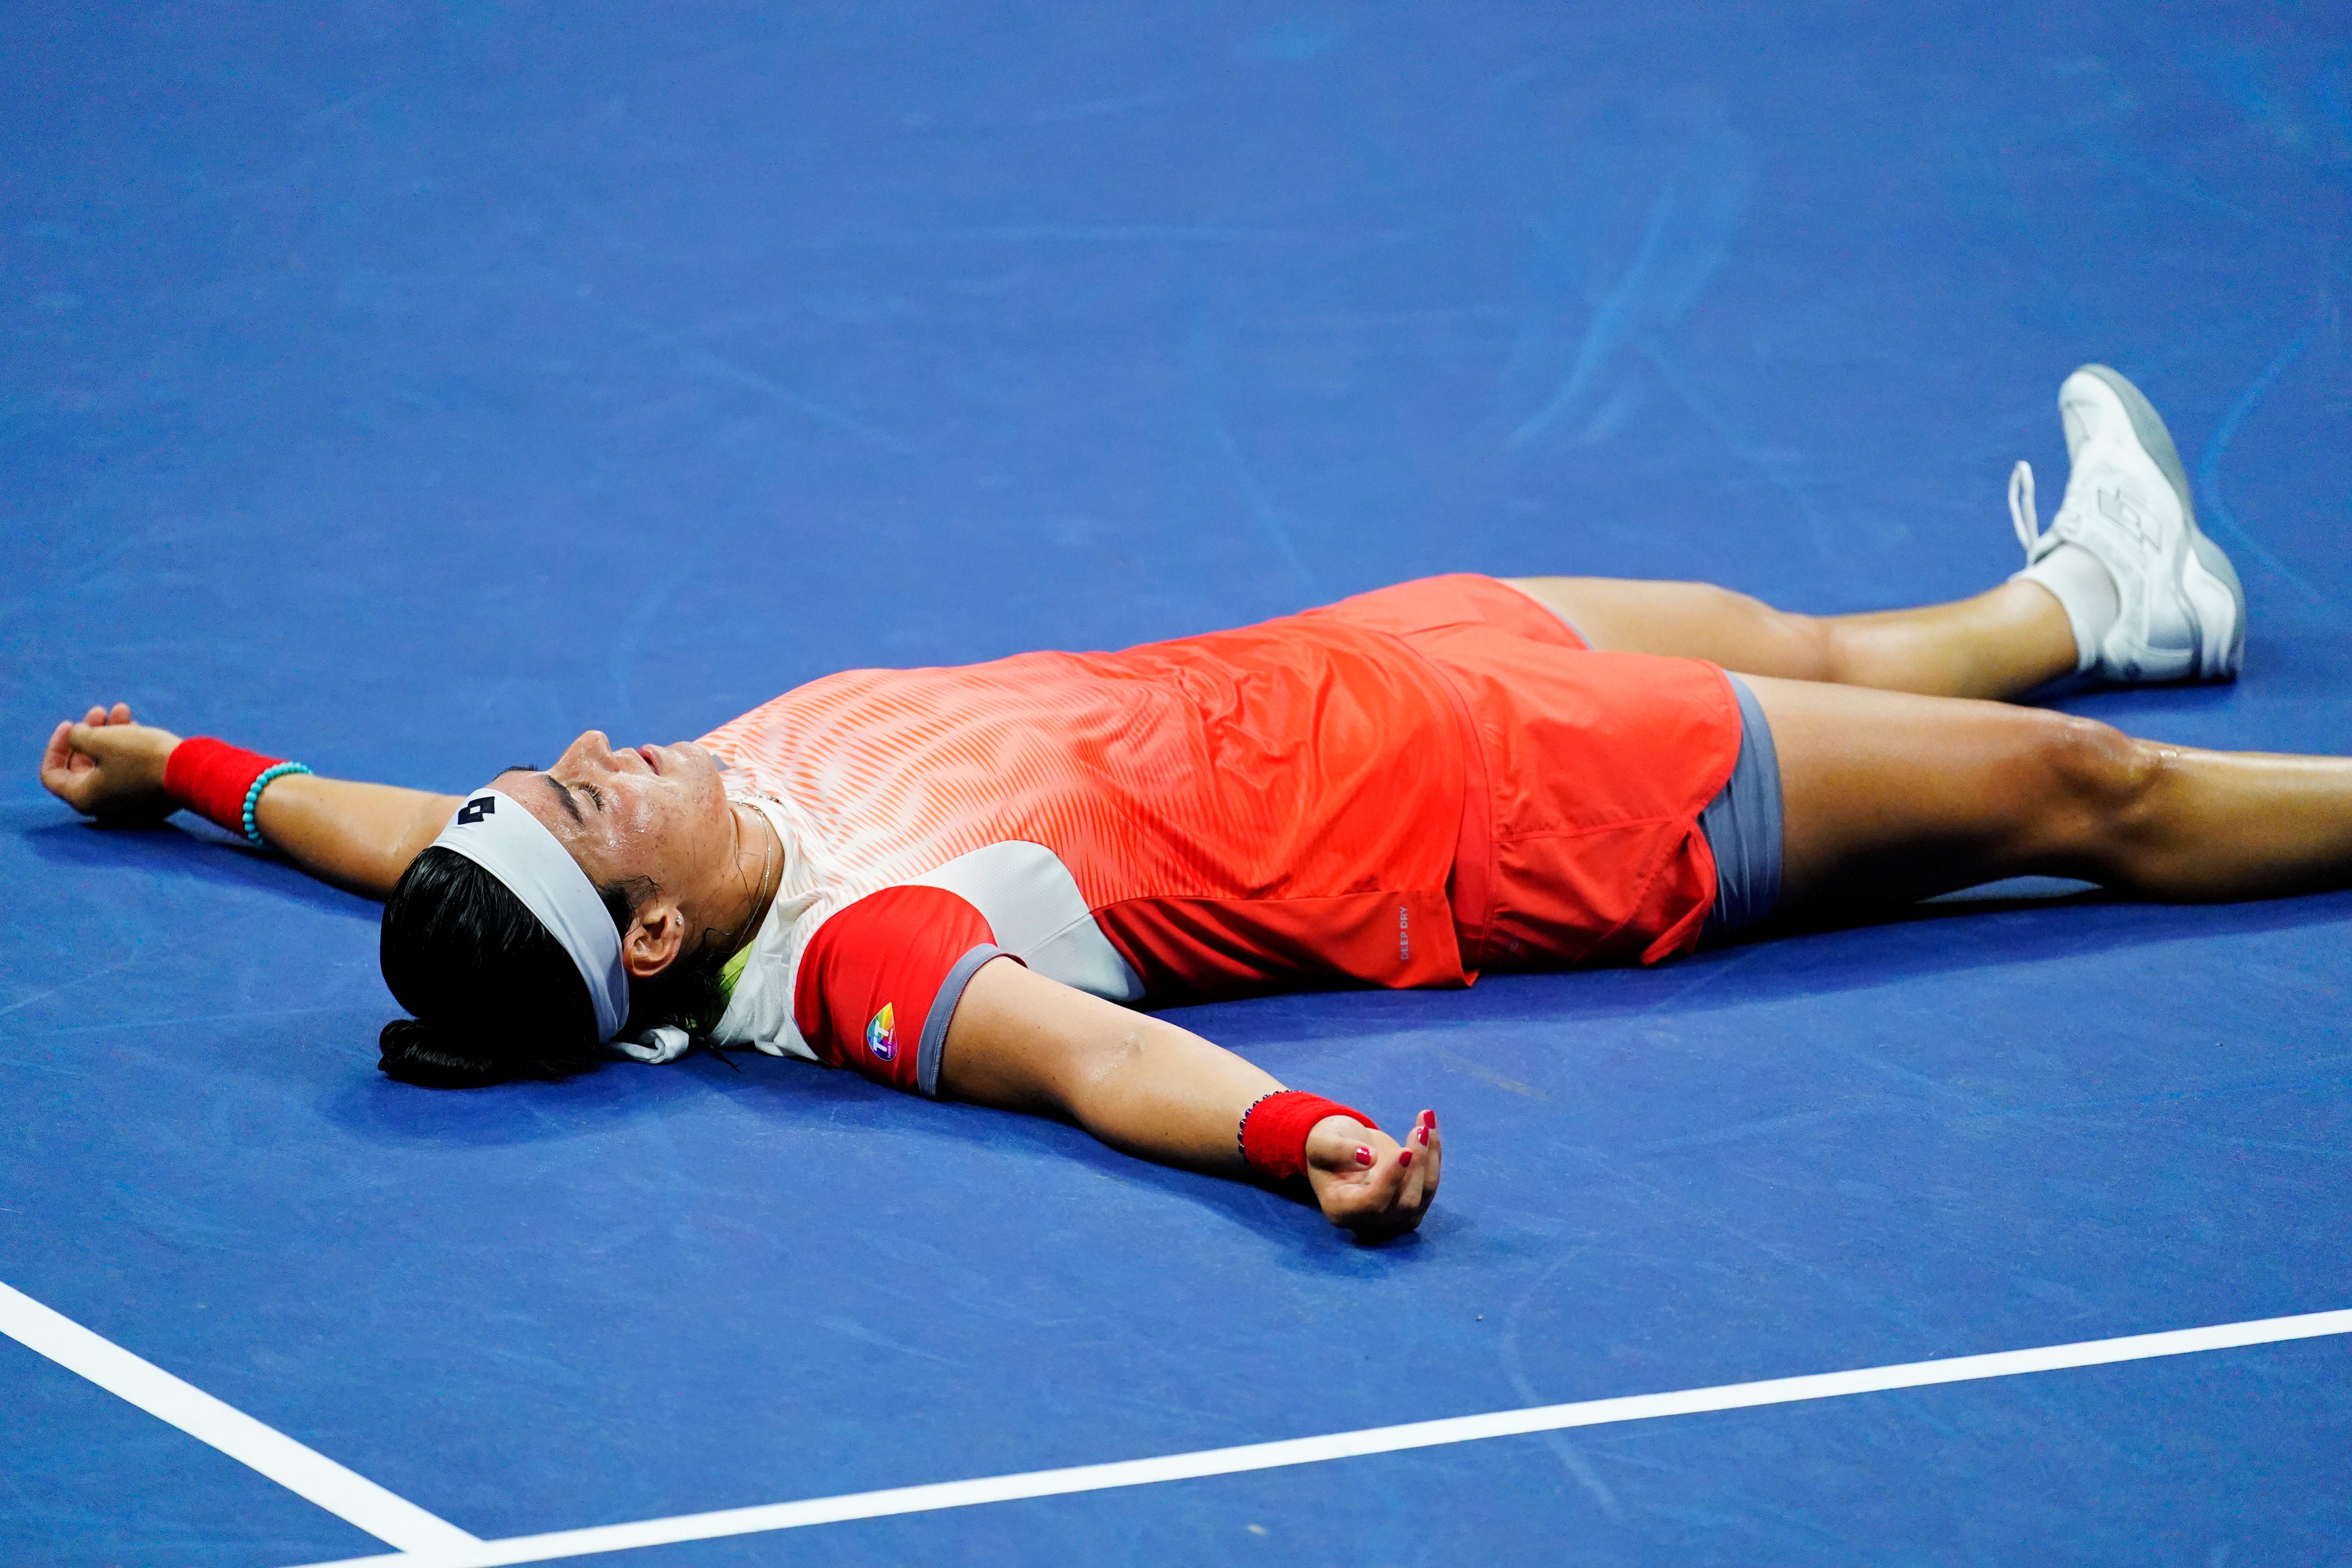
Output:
[{"xmin": 1667, "ymin": 583, "xmax": 1839, "ymax": 678}]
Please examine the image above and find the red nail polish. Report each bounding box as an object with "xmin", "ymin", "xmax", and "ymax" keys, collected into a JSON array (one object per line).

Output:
[
  {"xmin": 1416, "ymin": 1125, "xmax": 1429, "ymax": 1146},
  {"xmin": 1355, "ymin": 1145, "xmax": 1374, "ymax": 1167},
  {"xmin": 1399, "ymin": 1148, "xmax": 1415, "ymax": 1169}
]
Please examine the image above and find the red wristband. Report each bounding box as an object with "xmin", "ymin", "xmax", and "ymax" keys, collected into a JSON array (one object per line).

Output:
[
  {"xmin": 1239, "ymin": 1091, "xmax": 1378, "ymax": 1181},
  {"xmin": 163, "ymin": 737, "xmax": 285, "ymax": 835}
]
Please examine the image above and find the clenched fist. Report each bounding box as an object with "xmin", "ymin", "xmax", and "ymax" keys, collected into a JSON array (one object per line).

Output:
[{"xmin": 40, "ymin": 704, "xmax": 181, "ymax": 824}]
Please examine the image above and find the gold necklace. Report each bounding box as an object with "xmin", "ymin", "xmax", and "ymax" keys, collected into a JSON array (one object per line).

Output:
[{"xmin": 729, "ymin": 801, "xmax": 777, "ymax": 953}]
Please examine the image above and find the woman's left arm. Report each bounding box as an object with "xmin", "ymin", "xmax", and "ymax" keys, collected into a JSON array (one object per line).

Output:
[{"xmin": 939, "ymin": 956, "xmax": 1441, "ymax": 1240}]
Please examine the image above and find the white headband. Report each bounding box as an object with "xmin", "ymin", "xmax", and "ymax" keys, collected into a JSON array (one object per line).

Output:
[{"xmin": 430, "ymin": 788, "xmax": 629, "ymax": 1041}]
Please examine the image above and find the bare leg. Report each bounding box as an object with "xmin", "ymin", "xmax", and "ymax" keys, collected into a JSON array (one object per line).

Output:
[
  {"xmin": 1501, "ymin": 576, "xmax": 2079, "ymax": 701},
  {"xmin": 1748, "ymin": 675, "xmax": 2352, "ymax": 911}
]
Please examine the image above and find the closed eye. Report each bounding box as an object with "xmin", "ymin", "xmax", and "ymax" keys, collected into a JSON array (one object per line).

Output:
[{"xmin": 540, "ymin": 774, "xmax": 585, "ymax": 826}]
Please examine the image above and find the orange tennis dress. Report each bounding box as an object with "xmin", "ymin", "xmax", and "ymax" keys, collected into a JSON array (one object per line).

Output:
[{"xmin": 698, "ymin": 575, "xmax": 1742, "ymax": 1095}]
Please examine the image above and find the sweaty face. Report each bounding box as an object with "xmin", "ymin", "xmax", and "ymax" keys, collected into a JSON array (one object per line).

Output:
[{"xmin": 494, "ymin": 731, "xmax": 735, "ymax": 898}]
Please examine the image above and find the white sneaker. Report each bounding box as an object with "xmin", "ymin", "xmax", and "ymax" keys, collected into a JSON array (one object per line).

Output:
[{"xmin": 2009, "ymin": 364, "xmax": 2245, "ymax": 682}]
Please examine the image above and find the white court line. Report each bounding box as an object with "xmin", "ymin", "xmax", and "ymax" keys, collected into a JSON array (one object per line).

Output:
[
  {"xmin": 0, "ymin": 1280, "xmax": 478, "ymax": 1553},
  {"xmin": 287, "ymin": 1306, "xmax": 2352, "ymax": 1568}
]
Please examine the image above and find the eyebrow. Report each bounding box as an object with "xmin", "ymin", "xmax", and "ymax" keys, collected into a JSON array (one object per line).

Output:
[{"xmin": 540, "ymin": 773, "xmax": 585, "ymax": 826}]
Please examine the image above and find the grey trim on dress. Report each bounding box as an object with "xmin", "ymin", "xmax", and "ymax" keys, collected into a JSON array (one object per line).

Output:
[
  {"xmin": 918, "ymin": 944, "xmax": 1009, "ymax": 1098},
  {"xmin": 1698, "ymin": 674, "xmax": 1785, "ymax": 940}
]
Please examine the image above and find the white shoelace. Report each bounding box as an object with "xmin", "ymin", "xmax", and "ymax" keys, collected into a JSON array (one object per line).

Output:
[{"xmin": 2008, "ymin": 459, "xmax": 2040, "ymax": 555}]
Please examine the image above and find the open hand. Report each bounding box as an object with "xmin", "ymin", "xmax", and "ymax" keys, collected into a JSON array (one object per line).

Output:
[
  {"xmin": 40, "ymin": 704, "xmax": 181, "ymax": 824},
  {"xmin": 1305, "ymin": 1108, "xmax": 1441, "ymax": 1243}
]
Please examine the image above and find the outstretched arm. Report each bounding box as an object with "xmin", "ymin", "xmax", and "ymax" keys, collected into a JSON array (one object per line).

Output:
[
  {"xmin": 39, "ymin": 704, "xmax": 457, "ymax": 898},
  {"xmin": 940, "ymin": 955, "xmax": 1441, "ymax": 1241}
]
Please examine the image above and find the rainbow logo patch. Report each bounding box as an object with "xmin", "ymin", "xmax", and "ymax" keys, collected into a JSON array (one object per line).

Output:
[{"xmin": 866, "ymin": 1003, "xmax": 897, "ymax": 1061}]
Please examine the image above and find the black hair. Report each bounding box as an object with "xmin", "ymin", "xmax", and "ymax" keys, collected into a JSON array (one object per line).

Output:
[{"xmin": 377, "ymin": 848, "xmax": 733, "ymax": 1089}]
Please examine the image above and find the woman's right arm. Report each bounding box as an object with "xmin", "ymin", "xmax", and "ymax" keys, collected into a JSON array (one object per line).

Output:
[{"xmin": 40, "ymin": 704, "xmax": 459, "ymax": 900}]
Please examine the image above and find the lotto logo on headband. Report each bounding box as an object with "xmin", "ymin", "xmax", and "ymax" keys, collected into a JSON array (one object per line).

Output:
[
  {"xmin": 457, "ymin": 797, "xmax": 495, "ymax": 825},
  {"xmin": 866, "ymin": 1004, "xmax": 897, "ymax": 1061}
]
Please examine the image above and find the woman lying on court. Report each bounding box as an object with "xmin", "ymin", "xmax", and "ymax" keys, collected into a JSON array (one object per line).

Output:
[{"xmin": 38, "ymin": 367, "xmax": 2352, "ymax": 1243}]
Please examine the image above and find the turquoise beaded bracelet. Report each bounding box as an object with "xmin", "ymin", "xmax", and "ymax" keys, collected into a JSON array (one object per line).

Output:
[{"xmin": 241, "ymin": 762, "xmax": 312, "ymax": 846}]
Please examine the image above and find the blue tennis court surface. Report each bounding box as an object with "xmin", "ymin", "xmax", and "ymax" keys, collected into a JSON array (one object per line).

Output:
[{"xmin": 6, "ymin": 4, "xmax": 2350, "ymax": 1563}]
